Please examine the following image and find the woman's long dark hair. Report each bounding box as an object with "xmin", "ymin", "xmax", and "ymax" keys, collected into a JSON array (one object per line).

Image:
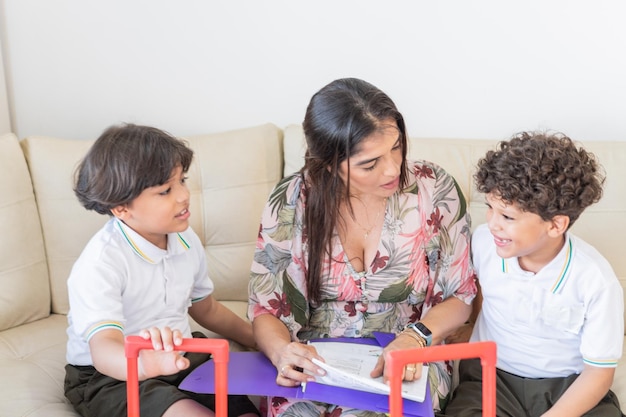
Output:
[{"xmin": 301, "ymin": 78, "xmax": 408, "ymax": 303}]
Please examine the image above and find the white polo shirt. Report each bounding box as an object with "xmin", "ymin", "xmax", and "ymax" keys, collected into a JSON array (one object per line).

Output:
[
  {"xmin": 470, "ymin": 224, "xmax": 624, "ymax": 378},
  {"xmin": 66, "ymin": 218, "xmax": 214, "ymax": 365}
]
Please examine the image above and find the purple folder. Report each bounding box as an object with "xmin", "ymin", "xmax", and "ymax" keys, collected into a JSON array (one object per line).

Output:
[{"xmin": 179, "ymin": 332, "xmax": 434, "ymax": 417}]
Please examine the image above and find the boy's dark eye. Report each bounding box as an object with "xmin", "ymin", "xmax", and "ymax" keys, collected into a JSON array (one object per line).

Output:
[{"xmin": 159, "ymin": 187, "xmax": 171, "ymax": 196}]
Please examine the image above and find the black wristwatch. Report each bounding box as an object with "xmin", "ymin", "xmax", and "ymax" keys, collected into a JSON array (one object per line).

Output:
[{"xmin": 405, "ymin": 322, "xmax": 432, "ymax": 346}]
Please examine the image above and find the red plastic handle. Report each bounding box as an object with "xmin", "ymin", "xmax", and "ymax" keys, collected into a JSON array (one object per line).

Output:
[
  {"xmin": 125, "ymin": 335, "xmax": 230, "ymax": 417},
  {"xmin": 387, "ymin": 341, "xmax": 497, "ymax": 417}
]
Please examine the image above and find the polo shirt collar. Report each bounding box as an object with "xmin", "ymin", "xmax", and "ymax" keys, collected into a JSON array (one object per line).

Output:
[
  {"xmin": 501, "ymin": 233, "xmax": 573, "ymax": 294},
  {"xmin": 114, "ymin": 218, "xmax": 191, "ymax": 264}
]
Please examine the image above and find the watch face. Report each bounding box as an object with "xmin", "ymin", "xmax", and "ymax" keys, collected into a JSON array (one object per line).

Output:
[{"xmin": 415, "ymin": 322, "xmax": 432, "ymax": 336}]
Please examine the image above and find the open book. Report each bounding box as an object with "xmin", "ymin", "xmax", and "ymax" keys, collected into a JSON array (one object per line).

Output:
[{"xmin": 307, "ymin": 340, "xmax": 429, "ymax": 402}]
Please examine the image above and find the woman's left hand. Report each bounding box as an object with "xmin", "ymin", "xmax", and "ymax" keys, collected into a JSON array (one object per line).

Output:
[{"xmin": 370, "ymin": 332, "xmax": 424, "ymax": 383}]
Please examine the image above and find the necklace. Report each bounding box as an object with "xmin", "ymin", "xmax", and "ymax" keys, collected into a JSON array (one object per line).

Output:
[{"xmin": 354, "ymin": 198, "xmax": 387, "ymax": 240}]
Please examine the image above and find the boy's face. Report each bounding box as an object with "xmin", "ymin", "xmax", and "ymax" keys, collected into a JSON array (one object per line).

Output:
[
  {"xmin": 484, "ymin": 193, "xmax": 566, "ymax": 273},
  {"xmin": 114, "ymin": 165, "xmax": 190, "ymax": 249}
]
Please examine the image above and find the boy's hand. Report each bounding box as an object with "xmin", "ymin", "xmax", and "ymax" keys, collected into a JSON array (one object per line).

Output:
[{"xmin": 137, "ymin": 326, "xmax": 190, "ymax": 379}]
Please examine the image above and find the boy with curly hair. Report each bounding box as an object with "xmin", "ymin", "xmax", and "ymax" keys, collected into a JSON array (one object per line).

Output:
[{"xmin": 445, "ymin": 132, "xmax": 624, "ymax": 416}]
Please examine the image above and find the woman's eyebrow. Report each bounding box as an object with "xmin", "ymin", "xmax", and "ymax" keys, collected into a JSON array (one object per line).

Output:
[
  {"xmin": 353, "ymin": 138, "xmax": 400, "ymax": 167},
  {"xmin": 353, "ymin": 156, "xmax": 379, "ymax": 166}
]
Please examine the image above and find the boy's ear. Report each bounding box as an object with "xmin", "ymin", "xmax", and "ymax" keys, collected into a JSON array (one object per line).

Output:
[
  {"xmin": 548, "ymin": 214, "xmax": 570, "ymax": 237},
  {"xmin": 110, "ymin": 204, "xmax": 129, "ymax": 220}
]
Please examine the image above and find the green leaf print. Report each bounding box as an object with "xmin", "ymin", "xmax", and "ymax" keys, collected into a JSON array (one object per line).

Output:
[
  {"xmin": 361, "ymin": 306, "xmax": 398, "ymax": 335},
  {"xmin": 268, "ymin": 174, "xmax": 298, "ymax": 216},
  {"xmin": 283, "ymin": 271, "xmax": 308, "ymax": 327},
  {"xmin": 452, "ymin": 177, "xmax": 467, "ymax": 222},
  {"xmin": 431, "ymin": 166, "xmax": 467, "ymax": 225},
  {"xmin": 378, "ymin": 278, "xmax": 413, "ymax": 303},
  {"xmin": 249, "ymin": 271, "xmax": 275, "ymax": 296},
  {"xmin": 402, "ymin": 181, "xmax": 419, "ymax": 195},
  {"xmin": 269, "ymin": 206, "xmax": 296, "ymax": 242}
]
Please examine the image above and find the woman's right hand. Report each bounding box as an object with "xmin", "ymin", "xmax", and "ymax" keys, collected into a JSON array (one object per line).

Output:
[
  {"xmin": 251, "ymin": 314, "xmax": 326, "ymax": 386},
  {"xmin": 273, "ymin": 341, "xmax": 326, "ymax": 386}
]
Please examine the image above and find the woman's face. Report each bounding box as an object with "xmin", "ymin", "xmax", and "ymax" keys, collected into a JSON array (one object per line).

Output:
[{"xmin": 338, "ymin": 122, "xmax": 403, "ymax": 200}]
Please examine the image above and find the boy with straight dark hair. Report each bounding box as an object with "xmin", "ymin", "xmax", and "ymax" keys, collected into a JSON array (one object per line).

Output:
[{"xmin": 64, "ymin": 124, "xmax": 260, "ymax": 417}]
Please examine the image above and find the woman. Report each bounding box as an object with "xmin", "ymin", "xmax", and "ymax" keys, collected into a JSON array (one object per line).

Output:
[{"xmin": 248, "ymin": 78, "xmax": 476, "ymax": 416}]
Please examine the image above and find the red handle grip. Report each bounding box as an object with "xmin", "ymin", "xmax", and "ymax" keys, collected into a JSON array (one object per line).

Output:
[{"xmin": 125, "ymin": 335, "xmax": 229, "ymax": 417}]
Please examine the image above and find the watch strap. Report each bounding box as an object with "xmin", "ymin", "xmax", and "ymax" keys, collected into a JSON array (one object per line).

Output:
[{"xmin": 405, "ymin": 322, "xmax": 432, "ymax": 346}]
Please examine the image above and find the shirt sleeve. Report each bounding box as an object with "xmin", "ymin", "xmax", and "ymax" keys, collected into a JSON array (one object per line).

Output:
[
  {"xmin": 67, "ymin": 248, "xmax": 127, "ymax": 343},
  {"xmin": 414, "ymin": 160, "xmax": 477, "ymax": 309},
  {"xmin": 247, "ymin": 174, "xmax": 309, "ymax": 339},
  {"xmin": 580, "ymin": 267, "xmax": 624, "ymax": 368}
]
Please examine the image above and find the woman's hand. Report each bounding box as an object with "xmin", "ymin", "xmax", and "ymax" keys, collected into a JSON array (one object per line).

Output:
[
  {"xmin": 252, "ymin": 314, "xmax": 326, "ymax": 386},
  {"xmin": 370, "ymin": 332, "xmax": 425, "ymax": 383},
  {"xmin": 136, "ymin": 326, "xmax": 190, "ymax": 379},
  {"xmin": 273, "ymin": 341, "xmax": 326, "ymax": 386}
]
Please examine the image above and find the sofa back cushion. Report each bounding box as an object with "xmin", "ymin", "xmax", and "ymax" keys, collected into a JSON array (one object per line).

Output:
[
  {"xmin": 0, "ymin": 133, "xmax": 50, "ymax": 331},
  {"xmin": 183, "ymin": 124, "xmax": 283, "ymax": 301},
  {"xmin": 282, "ymin": 124, "xmax": 626, "ymax": 332},
  {"xmin": 22, "ymin": 124, "xmax": 283, "ymax": 315},
  {"xmin": 21, "ymin": 136, "xmax": 108, "ymax": 315}
]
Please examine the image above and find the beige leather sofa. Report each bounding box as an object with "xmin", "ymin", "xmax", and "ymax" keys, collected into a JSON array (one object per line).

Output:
[{"xmin": 1, "ymin": 123, "xmax": 624, "ymax": 416}]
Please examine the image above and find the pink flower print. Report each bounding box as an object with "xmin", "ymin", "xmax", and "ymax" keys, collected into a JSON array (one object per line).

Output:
[
  {"xmin": 427, "ymin": 289, "xmax": 443, "ymax": 307},
  {"xmin": 324, "ymin": 407, "xmax": 344, "ymax": 417},
  {"xmin": 414, "ymin": 164, "xmax": 434, "ymax": 179},
  {"xmin": 424, "ymin": 277, "xmax": 443, "ymax": 307},
  {"xmin": 268, "ymin": 292, "xmax": 291, "ymax": 318},
  {"xmin": 371, "ymin": 250, "xmax": 389, "ymax": 273},
  {"xmin": 344, "ymin": 301, "xmax": 357, "ymax": 317},
  {"xmin": 271, "ymin": 397, "xmax": 288, "ymax": 409},
  {"xmin": 427, "ymin": 207, "xmax": 443, "ymax": 233},
  {"xmin": 409, "ymin": 303, "xmax": 423, "ymax": 323}
]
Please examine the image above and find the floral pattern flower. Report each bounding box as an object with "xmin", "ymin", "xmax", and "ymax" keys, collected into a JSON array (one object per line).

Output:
[
  {"xmin": 268, "ymin": 292, "xmax": 291, "ymax": 318},
  {"xmin": 371, "ymin": 250, "xmax": 389, "ymax": 273}
]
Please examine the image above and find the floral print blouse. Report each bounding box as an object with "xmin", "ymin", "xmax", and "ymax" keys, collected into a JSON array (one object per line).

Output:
[{"xmin": 248, "ymin": 159, "xmax": 476, "ymax": 412}]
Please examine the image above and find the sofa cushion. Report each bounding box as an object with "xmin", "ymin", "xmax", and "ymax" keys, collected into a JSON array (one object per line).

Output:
[
  {"xmin": 0, "ymin": 133, "xmax": 50, "ymax": 331},
  {"xmin": 0, "ymin": 314, "xmax": 76, "ymax": 416},
  {"xmin": 183, "ymin": 123, "xmax": 283, "ymax": 302},
  {"xmin": 21, "ymin": 136, "xmax": 105, "ymax": 315}
]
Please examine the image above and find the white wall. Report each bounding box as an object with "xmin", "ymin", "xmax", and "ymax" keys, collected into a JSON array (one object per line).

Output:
[
  {"xmin": 1, "ymin": 0, "xmax": 625, "ymax": 141},
  {"xmin": 0, "ymin": 38, "xmax": 10, "ymax": 135}
]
